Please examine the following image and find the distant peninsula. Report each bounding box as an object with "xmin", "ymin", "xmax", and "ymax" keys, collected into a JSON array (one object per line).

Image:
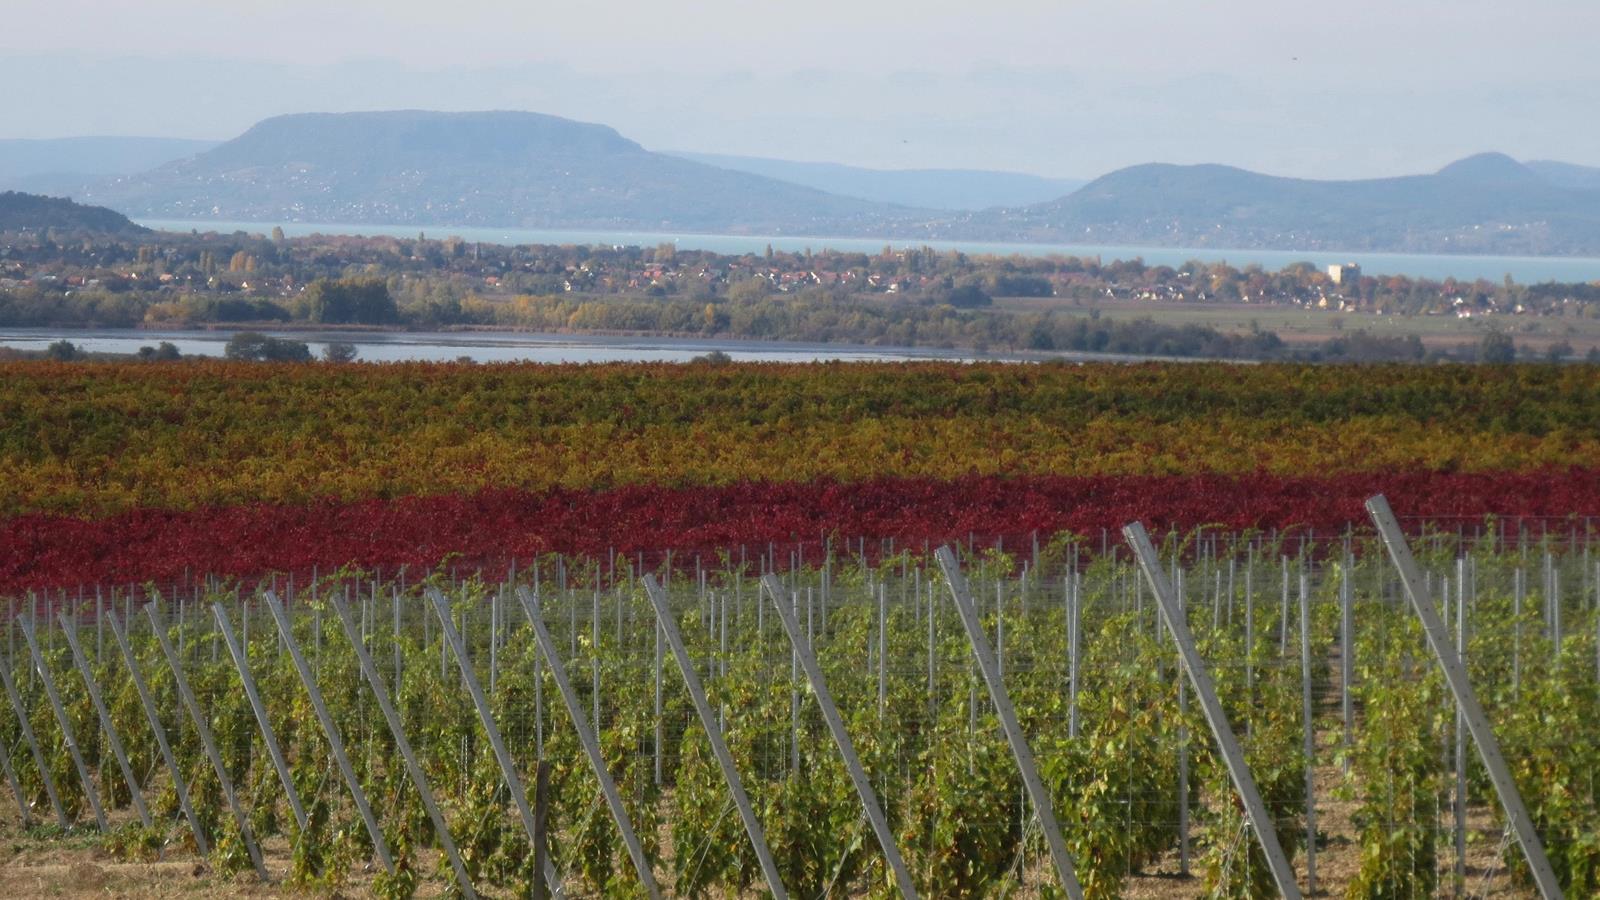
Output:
[{"xmin": 0, "ymin": 191, "xmax": 148, "ymax": 235}]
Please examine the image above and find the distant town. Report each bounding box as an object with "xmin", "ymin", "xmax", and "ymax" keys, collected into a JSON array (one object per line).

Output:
[{"xmin": 3, "ymin": 215, "xmax": 1599, "ymax": 362}]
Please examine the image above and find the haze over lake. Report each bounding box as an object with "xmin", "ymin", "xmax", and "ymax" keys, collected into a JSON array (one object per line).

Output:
[{"xmin": 142, "ymin": 220, "xmax": 1600, "ymax": 284}]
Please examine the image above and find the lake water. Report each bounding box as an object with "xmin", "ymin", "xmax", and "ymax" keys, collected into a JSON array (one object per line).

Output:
[
  {"xmin": 0, "ymin": 327, "xmax": 992, "ymax": 363},
  {"xmin": 140, "ymin": 219, "xmax": 1600, "ymax": 284}
]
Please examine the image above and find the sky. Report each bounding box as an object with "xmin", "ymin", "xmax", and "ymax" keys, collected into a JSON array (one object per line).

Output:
[{"xmin": 4, "ymin": 0, "xmax": 1597, "ymax": 179}]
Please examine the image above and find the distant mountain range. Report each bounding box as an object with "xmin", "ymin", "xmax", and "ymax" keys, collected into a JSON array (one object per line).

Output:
[
  {"xmin": 955, "ymin": 152, "xmax": 1600, "ymax": 255},
  {"xmin": 6, "ymin": 111, "xmax": 1600, "ymax": 256},
  {"xmin": 0, "ymin": 132, "xmax": 1078, "ymax": 214},
  {"xmin": 668, "ymin": 151, "xmax": 1082, "ymax": 210},
  {"xmin": 0, "ymin": 136, "xmax": 219, "ymax": 197},
  {"xmin": 0, "ymin": 190, "xmax": 147, "ymax": 235},
  {"xmin": 76, "ymin": 111, "xmax": 940, "ymax": 235},
  {"xmin": 1526, "ymin": 160, "xmax": 1600, "ymax": 192}
]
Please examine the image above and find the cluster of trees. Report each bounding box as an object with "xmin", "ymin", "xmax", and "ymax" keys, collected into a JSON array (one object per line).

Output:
[
  {"xmin": 295, "ymin": 277, "xmax": 397, "ymax": 324},
  {"xmin": 0, "ymin": 285, "xmax": 147, "ymax": 327},
  {"xmin": 223, "ymin": 332, "xmax": 359, "ymax": 363},
  {"xmin": 1, "ymin": 276, "xmax": 399, "ymax": 329},
  {"xmin": 355, "ymin": 289, "xmax": 1521, "ymax": 363},
  {"xmin": 37, "ymin": 339, "xmax": 181, "ymax": 362},
  {"xmin": 223, "ymin": 331, "xmax": 313, "ymax": 362}
]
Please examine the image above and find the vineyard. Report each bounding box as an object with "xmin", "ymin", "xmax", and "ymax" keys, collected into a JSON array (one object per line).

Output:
[
  {"xmin": 4, "ymin": 360, "xmax": 1600, "ymax": 591},
  {"xmin": 2, "ymin": 513, "xmax": 1597, "ymax": 898},
  {"xmin": 2, "ymin": 359, "xmax": 1599, "ymax": 896},
  {"xmin": 4, "ymin": 362, "xmax": 1600, "ymax": 519}
]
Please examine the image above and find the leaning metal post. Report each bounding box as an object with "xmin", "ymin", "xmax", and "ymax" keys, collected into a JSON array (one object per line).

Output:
[
  {"xmin": 1122, "ymin": 524, "xmax": 1303, "ymax": 900},
  {"xmin": 1365, "ymin": 495, "xmax": 1563, "ymax": 900},
  {"xmin": 17, "ymin": 615, "xmax": 107, "ymax": 831},
  {"xmin": 517, "ymin": 588, "xmax": 662, "ymax": 899},
  {"xmin": 57, "ymin": 611, "xmax": 151, "ymax": 828},
  {"xmin": 641, "ymin": 574, "xmax": 789, "ymax": 900},
  {"xmin": 759, "ymin": 574, "xmax": 921, "ymax": 899},
  {"xmin": 0, "ymin": 643, "xmax": 67, "ymax": 827},
  {"xmin": 426, "ymin": 588, "xmax": 568, "ymax": 900},
  {"xmin": 316, "ymin": 591, "xmax": 480, "ymax": 898},
  {"xmin": 106, "ymin": 613, "xmax": 208, "ymax": 853},
  {"xmin": 934, "ymin": 546, "xmax": 1086, "ymax": 900},
  {"xmin": 262, "ymin": 591, "xmax": 397, "ymax": 881},
  {"xmin": 211, "ymin": 603, "xmax": 308, "ymax": 832},
  {"xmin": 142, "ymin": 603, "xmax": 268, "ymax": 880}
]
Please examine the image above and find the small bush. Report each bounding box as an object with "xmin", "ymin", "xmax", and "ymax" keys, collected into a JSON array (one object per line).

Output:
[{"xmin": 322, "ymin": 341, "xmax": 359, "ymax": 363}]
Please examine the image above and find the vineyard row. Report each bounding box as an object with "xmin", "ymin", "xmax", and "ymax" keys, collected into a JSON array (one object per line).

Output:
[{"xmin": 2, "ymin": 514, "xmax": 1598, "ymax": 897}]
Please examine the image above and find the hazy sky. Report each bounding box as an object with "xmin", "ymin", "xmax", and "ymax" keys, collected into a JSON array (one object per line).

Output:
[{"xmin": 5, "ymin": 0, "xmax": 1597, "ymax": 178}]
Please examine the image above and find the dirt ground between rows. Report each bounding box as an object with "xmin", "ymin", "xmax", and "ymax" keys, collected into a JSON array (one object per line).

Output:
[{"xmin": 0, "ymin": 771, "xmax": 1529, "ymax": 896}]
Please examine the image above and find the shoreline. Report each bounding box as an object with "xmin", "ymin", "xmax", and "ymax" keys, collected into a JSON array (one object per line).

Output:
[{"xmin": 137, "ymin": 219, "xmax": 1600, "ymax": 281}]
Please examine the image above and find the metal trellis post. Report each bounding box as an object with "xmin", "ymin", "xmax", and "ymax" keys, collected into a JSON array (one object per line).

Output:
[
  {"xmin": 517, "ymin": 588, "xmax": 662, "ymax": 900},
  {"xmin": 106, "ymin": 613, "xmax": 208, "ymax": 853},
  {"xmin": 0, "ymin": 644, "xmax": 68, "ymax": 827},
  {"xmin": 142, "ymin": 604, "xmax": 267, "ymax": 879},
  {"xmin": 1122, "ymin": 524, "xmax": 1303, "ymax": 900},
  {"xmin": 18, "ymin": 615, "xmax": 108, "ymax": 831},
  {"xmin": 934, "ymin": 546, "xmax": 1085, "ymax": 900},
  {"xmin": 426, "ymin": 589, "xmax": 568, "ymax": 900},
  {"xmin": 641, "ymin": 574, "xmax": 789, "ymax": 900},
  {"xmin": 760, "ymin": 575, "xmax": 920, "ymax": 899},
  {"xmin": 211, "ymin": 603, "xmax": 308, "ymax": 832},
  {"xmin": 1299, "ymin": 572, "xmax": 1316, "ymax": 894},
  {"xmin": 315, "ymin": 591, "xmax": 477, "ymax": 898},
  {"xmin": 1365, "ymin": 495, "xmax": 1563, "ymax": 900},
  {"xmin": 0, "ymin": 729, "xmax": 30, "ymax": 828},
  {"xmin": 57, "ymin": 612, "xmax": 151, "ymax": 828},
  {"xmin": 262, "ymin": 591, "xmax": 397, "ymax": 881}
]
